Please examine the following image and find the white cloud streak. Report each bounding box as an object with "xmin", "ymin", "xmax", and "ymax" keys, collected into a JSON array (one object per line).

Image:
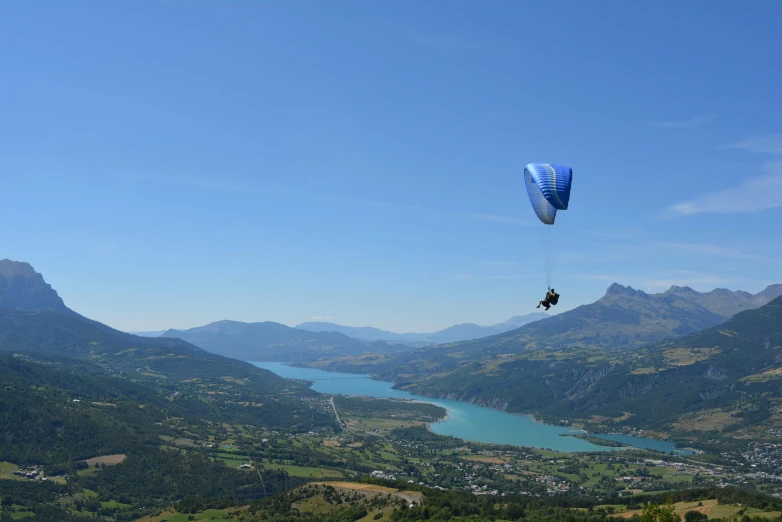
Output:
[
  {"xmin": 481, "ymin": 261, "xmax": 519, "ymax": 267},
  {"xmin": 728, "ymin": 133, "xmax": 782, "ymax": 154},
  {"xmin": 462, "ymin": 213, "xmax": 529, "ymax": 225},
  {"xmin": 123, "ymin": 174, "xmax": 527, "ymax": 227},
  {"xmin": 664, "ymin": 160, "xmax": 782, "ymax": 215},
  {"xmin": 659, "ymin": 242, "xmax": 779, "ymax": 262},
  {"xmin": 317, "ymin": 194, "xmax": 529, "ymax": 226},
  {"xmin": 118, "ymin": 173, "xmax": 270, "ymax": 194},
  {"xmin": 454, "ymin": 273, "xmax": 539, "ymax": 282},
  {"xmin": 651, "ymin": 114, "xmax": 715, "ymax": 128}
]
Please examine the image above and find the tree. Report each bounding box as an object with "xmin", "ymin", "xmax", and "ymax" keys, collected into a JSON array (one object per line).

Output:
[
  {"xmin": 641, "ymin": 500, "xmax": 678, "ymax": 522},
  {"xmin": 507, "ymin": 503, "xmax": 525, "ymax": 520},
  {"xmin": 685, "ymin": 511, "xmax": 708, "ymax": 522}
]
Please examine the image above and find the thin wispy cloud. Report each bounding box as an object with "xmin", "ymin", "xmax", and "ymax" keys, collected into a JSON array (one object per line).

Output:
[
  {"xmin": 463, "ymin": 213, "xmax": 529, "ymax": 225},
  {"xmin": 315, "ymin": 192, "xmax": 529, "ymax": 226},
  {"xmin": 643, "ymin": 275, "xmax": 736, "ymax": 292},
  {"xmin": 663, "ymin": 160, "xmax": 782, "ymax": 216},
  {"xmin": 659, "ymin": 242, "xmax": 779, "ymax": 262},
  {"xmin": 315, "ymin": 192, "xmax": 391, "ymax": 208},
  {"xmin": 118, "ymin": 173, "xmax": 270, "ymax": 194},
  {"xmin": 311, "ymin": 315, "xmax": 334, "ymax": 321},
  {"xmin": 482, "ymin": 274, "xmax": 538, "ymax": 280},
  {"xmin": 454, "ymin": 273, "xmax": 538, "ymax": 282},
  {"xmin": 584, "ymin": 228, "xmax": 645, "ymax": 240},
  {"xmin": 651, "ymin": 113, "xmax": 715, "ymax": 129},
  {"xmin": 572, "ymin": 273, "xmax": 622, "ymax": 282},
  {"xmin": 124, "ymin": 176, "xmax": 527, "ymax": 228},
  {"xmin": 728, "ymin": 133, "xmax": 782, "ymax": 154},
  {"xmin": 481, "ymin": 261, "xmax": 519, "ymax": 267}
]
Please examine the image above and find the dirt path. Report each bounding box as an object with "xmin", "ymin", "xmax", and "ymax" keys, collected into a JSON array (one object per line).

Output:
[
  {"xmin": 308, "ymin": 482, "xmax": 423, "ymax": 505},
  {"xmin": 330, "ymin": 397, "xmax": 343, "ymax": 428}
]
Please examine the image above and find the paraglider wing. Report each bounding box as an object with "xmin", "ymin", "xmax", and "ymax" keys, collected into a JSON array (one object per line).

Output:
[{"xmin": 524, "ymin": 163, "xmax": 573, "ymax": 225}]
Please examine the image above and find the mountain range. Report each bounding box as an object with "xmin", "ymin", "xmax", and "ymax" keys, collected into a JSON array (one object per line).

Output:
[
  {"xmin": 154, "ymin": 283, "xmax": 782, "ymax": 365},
  {"xmin": 295, "ymin": 313, "xmax": 549, "ymax": 344},
  {"xmin": 307, "ymin": 282, "xmax": 782, "ymax": 377},
  {"xmin": 161, "ymin": 320, "xmax": 419, "ymax": 362},
  {"xmin": 430, "ymin": 282, "xmax": 782, "ymax": 355},
  {"xmin": 659, "ymin": 284, "xmax": 782, "ymax": 317},
  {"xmin": 155, "ymin": 313, "xmax": 550, "ymax": 363},
  {"xmin": 390, "ymin": 295, "xmax": 782, "ymax": 444},
  {"xmin": 136, "ymin": 314, "xmax": 550, "ymax": 346}
]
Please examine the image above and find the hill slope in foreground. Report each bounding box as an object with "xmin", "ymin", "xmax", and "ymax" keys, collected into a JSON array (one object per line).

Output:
[{"xmin": 0, "ymin": 259, "xmax": 330, "ymax": 427}]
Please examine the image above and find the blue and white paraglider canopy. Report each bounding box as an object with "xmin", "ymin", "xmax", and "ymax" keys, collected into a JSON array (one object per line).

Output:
[{"xmin": 524, "ymin": 163, "xmax": 573, "ymax": 225}]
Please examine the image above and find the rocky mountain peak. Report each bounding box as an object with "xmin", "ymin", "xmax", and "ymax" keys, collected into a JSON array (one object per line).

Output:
[
  {"xmin": 0, "ymin": 259, "xmax": 39, "ymax": 278},
  {"xmin": 665, "ymin": 285, "xmax": 695, "ymax": 295},
  {"xmin": 0, "ymin": 259, "xmax": 73, "ymax": 314},
  {"xmin": 604, "ymin": 283, "xmax": 649, "ymax": 299}
]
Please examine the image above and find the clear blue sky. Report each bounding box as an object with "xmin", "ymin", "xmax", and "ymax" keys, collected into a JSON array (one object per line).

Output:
[{"xmin": 2, "ymin": 1, "xmax": 781, "ymax": 333}]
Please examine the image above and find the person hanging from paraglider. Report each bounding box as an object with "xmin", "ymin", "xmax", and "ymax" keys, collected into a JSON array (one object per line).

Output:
[
  {"xmin": 536, "ymin": 288, "xmax": 559, "ymax": 311},
  {"xmin": 523, "ymin": 162, "xmax": 572, "ymax": 313}
]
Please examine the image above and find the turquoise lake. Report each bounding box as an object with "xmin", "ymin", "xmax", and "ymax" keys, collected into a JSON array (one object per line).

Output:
[
  {"xmin": 592, "ymin": 434, "xmax": 694, "ymax": 455},
  {"xmin": 253, "ymin": 362, "xmax": 692, "ymax": 455}
]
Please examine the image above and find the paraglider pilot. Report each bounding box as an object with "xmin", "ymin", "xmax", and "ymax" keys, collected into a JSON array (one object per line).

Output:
[{"xmin": 536, "ymin": 288, "xmax": 559, "ymax": 311}]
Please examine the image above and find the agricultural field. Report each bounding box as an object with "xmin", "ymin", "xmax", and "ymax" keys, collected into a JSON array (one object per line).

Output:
[
  {"xmin": 601, "ymin": 498, "xmax": 782, "ymax": 520},
  {"xmin": 85, "ymin": 454, "xmax": 127, "ymax": 466},
  {"xmin": 0, "ymin": 461, "xmax": 20, "ymax": 480},
  {"xmin": 662, "ymin": 348, "xmax": 720, "ymax": 367},
  {"xmin": 136, "ymin": 507, "xmax": 247, "ymax": 522},
  {"xmin": 344, "ymin": 417, "xmax": 424, "ymax": 434},
  {"xmin": 262, "ymin": 463, "xmax": 344, "ymax": 478}
]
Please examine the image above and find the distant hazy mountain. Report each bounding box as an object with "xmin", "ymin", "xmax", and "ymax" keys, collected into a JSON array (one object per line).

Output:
[
  {"xmin": 161, "ymin": 320, "xmax": 418, "ymax": 362},
  {"xmin": 308, "ymin": 282, "xmax": 782, "ymax": 410},
  {"xmin": 309, "ymin": 283, "xmax": 733, "ymax": 376},
  {"xmin": 296, "ymin": 313, "xmax": 549, "ymax": 344},
  {"xmin": 658, "ymin": 284, "xmax": 782, "ymax": 318},
  {"xmin": 449, "ymin": 283, "xmax": 727, "ymax": 354},
  {"xmin": 293, "ymin": 323, "xmax": 423, "ymax": 343},
  {"xmin": 130, "ymin": 330, "xmax": 166, "ymax": 337}
]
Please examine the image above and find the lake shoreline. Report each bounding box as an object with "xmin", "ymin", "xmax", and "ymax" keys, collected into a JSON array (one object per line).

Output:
[
  {"xmin": 253, "ymin": 361, "xmax": 689, "ymax": 454},
  {"xmin": 322, "ymin": 367, "xmax": 698, "ymax": 455}
]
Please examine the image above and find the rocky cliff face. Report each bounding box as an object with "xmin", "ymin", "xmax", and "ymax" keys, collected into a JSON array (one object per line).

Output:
[{"xmin": 0, "ymin": 259, "xmax": 75, "ymax": 315}]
